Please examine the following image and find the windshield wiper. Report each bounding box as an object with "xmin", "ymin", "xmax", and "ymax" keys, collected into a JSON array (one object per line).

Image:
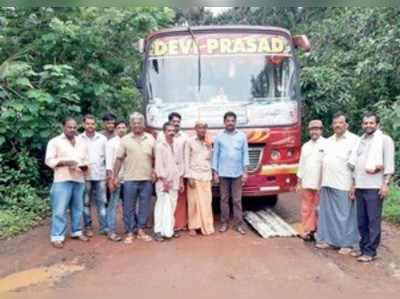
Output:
[{"xmin": 188, "ymin": 26, "xmax": 201, "ymax": 92}]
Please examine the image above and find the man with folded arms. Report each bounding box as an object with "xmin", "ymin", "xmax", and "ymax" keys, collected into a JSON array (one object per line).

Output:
[
  {"xmin": 185, "ymin": 121, "xmax": 215, "ymax": 236},
  {"xmin": 348, "ymin": 112, "xmax": 395, "ymax": 262},
  {"xmin": 45, "ymin": 117, "xmax": 90, "ymax": 248}
]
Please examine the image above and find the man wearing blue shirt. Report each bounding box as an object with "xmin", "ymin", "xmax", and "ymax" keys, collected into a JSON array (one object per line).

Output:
[{"xmin": 212, "ymin": 111, "xmax": 249, "ymax": 235}]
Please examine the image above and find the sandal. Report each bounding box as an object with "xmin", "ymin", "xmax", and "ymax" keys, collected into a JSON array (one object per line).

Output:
[
  {"xmin": 154, "ymin": 233, "xmax": 164, "ymax": 242},
  {"xmin": 71, "ymin": 235, "xmax": 90, "ymax": 242},
  {"xmin": 124, "ymin": 234, "xmax": 134, "ymax": 244},
  {"xmin": 338, "ymin": 248, "xmax": 353, "ymax": 255},
  {"xmin": 350, "ymin": 250, "xmax": 362, "ymax": 257},
  {"xmin": 316, "ymin": 242, "xmax": 331, "ymax": 249},
  {"xmin": 137, "ymin": 233, "xmax": 153, "ymax": 242},
  {"xmin": 301, "ymin": 233, "xmax": 315, "ymax": 242},
  {"xmin": 51, "ymin": 241, "xmax": 64, "ymax": 249},
  {"xmin": 357, "ymin": 255, "xmax": 375, "ymax": 263},
  {"xmin": 108, "ymin": 233, "xmax": 122, "ymax": 242}
]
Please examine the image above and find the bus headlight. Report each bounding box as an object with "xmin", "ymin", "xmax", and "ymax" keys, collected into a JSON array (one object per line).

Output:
[
  {"xmin": 287, "ymin": 148, "xmax": 295, "ymax": 158},
  {"xmin": 271, "ymin": 150, "xmax": 281, "ymax": 161}
]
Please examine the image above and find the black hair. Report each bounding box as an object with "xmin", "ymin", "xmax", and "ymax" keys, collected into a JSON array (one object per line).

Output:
[
  {"xmin": 62, "ymin": 117, "xmax": 76, "ymax": 126},
  {"xmin": 168, "ymin": 112, "xmax": 182, "ymax": 121},
  {"xmin": 83, "ymin": 114, "xmax": 96, "ymax": 122},
  {"xmin": 332, "ymin": 111, "xmax": 347, "ymax": 122},
  {"xmin": 102, "ymin": 112, "xmax": 117, "ymax": 122},
  {"xmin": 224, "ymin": 111, "xmax": 237, "ymax": 121},
  {"xmin": 362, "ymin": 111, "xmax": 380, "ymax": 124},
  {"xmin": 115, "ymin": 119, "xmax": 128, "ymax": 127},
  {"xmin": 163, "ymin": 121, "xmax": 175, "ymax": 132}
]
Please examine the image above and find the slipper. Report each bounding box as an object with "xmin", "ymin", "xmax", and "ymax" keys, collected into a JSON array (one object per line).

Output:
[
  {"xmin": 137, "ymin": 233, "xmax": 153, "ymax": 242},
  {"xmin": 350, "ymin": 250, "xmax": 362, "ymax": 257},
  {"xmin": 124, "ymin": 235, "xmax": 134, "ymax": 244},
  {"xmin": 316, "ymin": 243, "xmax": 331, "ymax": 249},
  {"xmin": 338, "ymin": 248, "xmax": 353, "ymax": 255},
  {"xmin": 108, "ymin": 233, "xmax": 122, "ymax": 242},
  {"xmin": 301, "ymin": 233, "xmax": 315, "ymax": 242},
  {"xmin": 357, "ymin": 255, "xmax": 375, "ymax": 263},
  {"xmin": 51, "ymin": 241, "xmax": 64, "ymax": 249}
]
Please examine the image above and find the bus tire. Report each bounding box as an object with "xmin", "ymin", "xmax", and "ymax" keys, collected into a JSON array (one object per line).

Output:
[{"xmin": 265, "ymin": 195, "xmax": 278, "ymax": 207}]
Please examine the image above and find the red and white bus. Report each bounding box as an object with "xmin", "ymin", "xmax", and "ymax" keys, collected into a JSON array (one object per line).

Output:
[{"xmin": 137, "ymin": 26, "xmax": 311, "ymax": 206}]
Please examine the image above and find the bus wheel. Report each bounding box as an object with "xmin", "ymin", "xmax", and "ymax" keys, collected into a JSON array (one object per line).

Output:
[{"xmin": 265, "ymin": 195, "xmax": 278, "ymax": 208}]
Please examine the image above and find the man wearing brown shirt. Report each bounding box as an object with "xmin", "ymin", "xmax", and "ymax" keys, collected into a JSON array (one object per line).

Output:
[{"xmin": 114, "ymin": 112, "xmax": 155, "ymax": 244}]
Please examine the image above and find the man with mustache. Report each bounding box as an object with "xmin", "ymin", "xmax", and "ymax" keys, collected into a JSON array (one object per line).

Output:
[
  {"xmin": 297, "ymin": 120, "xmax": 326, "ymax": 242},
  {"xmin": 316, "ymin": 112, "xmax": 360, "ymax": 255},
  {"xmin": 212, "ymin": 111, "xmax": 249, "ymax": 235},
  {"xmin": 45, "ymin": 117, "xmax": 90, "ymax": 248},
  {"xmin": 185, "ymin": 120, "xmax": 215, "ymax": 236},
  {"xmin": 154, "ymin": 121, "xmax": 184, "ymax": 241}
]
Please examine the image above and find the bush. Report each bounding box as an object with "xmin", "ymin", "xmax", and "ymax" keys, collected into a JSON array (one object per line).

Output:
[
  {"xmin": 0, "ymin": 208, "xmax": 47, "ymax": 239},
  {"xmin": 378, "ymin": 99, "xmax": 400, "ymax": 178},
  {"xmin": 384, "ymin": 185, "xmax": 400, "ymax": 224},
  {"xmin": 0, "ymin": 151, "xmax": 50, "ymax": 239}
]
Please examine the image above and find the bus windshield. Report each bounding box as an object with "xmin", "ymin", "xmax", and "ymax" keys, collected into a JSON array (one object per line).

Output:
[{"xmin": 145, "ymin": 33, "xmax": 299, "ymax": 128}]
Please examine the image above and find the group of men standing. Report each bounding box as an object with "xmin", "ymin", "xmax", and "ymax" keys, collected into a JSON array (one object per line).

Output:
[
  {"xmin": 297, "ymin": 112, "xmax": 395, "ymax": 263},
  {"xmin": 45, "ymin": 111, "xmax": 249, "ymax": 248}
]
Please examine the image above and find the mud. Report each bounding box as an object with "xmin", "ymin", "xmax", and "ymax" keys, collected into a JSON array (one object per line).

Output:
[{"xmin": 1, "ymin": 193, "xmax": 399, "ymax": 299}]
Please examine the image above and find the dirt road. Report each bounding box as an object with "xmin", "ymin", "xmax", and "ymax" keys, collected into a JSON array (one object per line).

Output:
[{"xmin": 1, "ymin": 193, "xmax": 400, "ymax": 299}]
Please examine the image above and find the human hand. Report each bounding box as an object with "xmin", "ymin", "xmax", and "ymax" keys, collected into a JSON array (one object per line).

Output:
[
  {"xmin": 188, "ymin": 179, "xmax": 195, "ymax": 189},
  {"xmin": 241, "ymin": 172, "xmax": 248, "ymax": 186},
  {"xmin": 379, "ymin": 184, "xmax": 389, "ymax": 200}
]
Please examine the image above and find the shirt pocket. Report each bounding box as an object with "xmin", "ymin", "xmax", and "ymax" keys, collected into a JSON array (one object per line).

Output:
[
  {"xmin": 336, "ymin": 149, "xmax": 351, "ymax": 161},
  {"xmin": 142, "ymin": 145, "xmax": 153, "ymax": 157},
  {"xmin": 232, "ymin": 140, "xmax": 242, "ymax": 151}
]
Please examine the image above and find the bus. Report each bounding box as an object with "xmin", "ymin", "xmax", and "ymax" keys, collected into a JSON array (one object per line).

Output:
[{"xmin": 137, "ymin": 25, "xmax": 311, "ymax": 206}]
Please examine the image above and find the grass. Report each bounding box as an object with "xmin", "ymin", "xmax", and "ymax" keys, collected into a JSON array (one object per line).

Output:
[
  {"xmin": 0, "ymin": 209, "xmax": 44, "ymax": 239},
  {"xmin": 384, "ymin": 184, "xmax": 400, "ymax": 224}
]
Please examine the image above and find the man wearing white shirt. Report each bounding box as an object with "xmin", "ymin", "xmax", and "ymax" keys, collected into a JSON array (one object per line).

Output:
[
  {"xmin": 105, "ymin": 120, "xmax": 128, "ymax": 242},
  {"xmin": 316, "ymin": 112, "xmax": 360, "ymax": 255},
  {"xmin": 350, "ymin": 112, "xmax": 395, "ymax": 262},
  {"xmin": 296, "ymin": 120, "xmax": 326, "ymax": 242},
  {"xmin": 45, "ymin": 117, "xmax": 90, "ymax": 248},
  {"xmin": 79, "ymin": 115, "xmax": 108, "ymax": 237}
]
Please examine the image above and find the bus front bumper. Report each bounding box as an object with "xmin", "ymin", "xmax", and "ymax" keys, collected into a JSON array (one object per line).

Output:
[{"xmin": 213, "ymin": 164, "xmax": 299, "ymax": 198}]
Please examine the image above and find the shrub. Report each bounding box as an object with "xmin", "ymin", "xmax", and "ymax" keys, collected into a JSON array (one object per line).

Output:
[{"xmin": 384, "ymin": 185, "xmax": 400, "ymax": 224}]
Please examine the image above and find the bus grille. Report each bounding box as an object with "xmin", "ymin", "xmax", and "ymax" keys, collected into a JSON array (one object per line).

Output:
[{"xmin": 248, "ymin": 146, "xmax": 264, "ymax": 172}]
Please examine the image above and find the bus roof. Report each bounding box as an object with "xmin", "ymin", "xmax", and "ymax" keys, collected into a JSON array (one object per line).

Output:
[{"xmin": 145, "ymin": 25, "xmax": 292, "ymax": 41}]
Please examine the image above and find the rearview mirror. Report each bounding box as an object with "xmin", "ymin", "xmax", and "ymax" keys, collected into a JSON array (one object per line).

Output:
[
  {"xmin": 134, "ymin": 39, "xmax": 144, "ymax": 53},
  {"xmin": 293, "ymin": 35, "xmax": 311, "ymax": 52},
  {"xmin": 136, "ymin": 75, "xmax": 144, "ymax": 93}
]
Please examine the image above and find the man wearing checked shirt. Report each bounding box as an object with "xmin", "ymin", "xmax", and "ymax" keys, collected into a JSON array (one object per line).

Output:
[{"xmin": 212, "ymin": 111, "xmax": 249, "ymax": 235}]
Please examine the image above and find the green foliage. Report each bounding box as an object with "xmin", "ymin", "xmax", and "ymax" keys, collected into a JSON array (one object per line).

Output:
[
  {"xmin": 384, "ymin": 185, "xmax": 400, "ymax": 224},
  {"xmin": 0, "ymin": 209, "xmax": 44, "ymax": 239},
  {"xmin": 0, "ymin": 7, "xmax": 174, "ymax": 238},
  {"xmin": 378, "ymin": 99, "xmax": 400, "ymax": 174},
  {"xmin": 0, "ymin": 7, "xmax": 174, "ymax": 153},
  {"xmin": 0, "ymin": 151, "xmax": 49, "ymax": 239}
]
